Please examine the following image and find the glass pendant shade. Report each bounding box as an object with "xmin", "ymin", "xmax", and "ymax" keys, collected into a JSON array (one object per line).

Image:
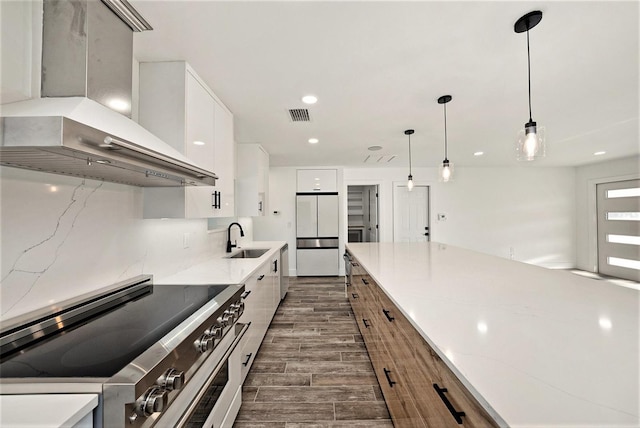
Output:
[
  {"xmin": 516, "ymin": 120, "xmax": 546, "ymax": 161},
  {"xmin": 439, "ymin": 159, "xmax": 454, "ymax": 182},
  {"xmin": 407, "ymin": 174, "xmax": 414, "ymax": 191}
]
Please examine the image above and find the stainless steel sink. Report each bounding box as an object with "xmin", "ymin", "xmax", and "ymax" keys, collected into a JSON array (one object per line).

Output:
[{"xmin": 228, "ymin": 249, "xmax": 269, "ymax": 259}]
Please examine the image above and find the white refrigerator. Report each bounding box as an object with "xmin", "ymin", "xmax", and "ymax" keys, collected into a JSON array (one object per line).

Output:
[{"xmin": 296, "ymin": 193, "xmax": 339, "ymax": 276}]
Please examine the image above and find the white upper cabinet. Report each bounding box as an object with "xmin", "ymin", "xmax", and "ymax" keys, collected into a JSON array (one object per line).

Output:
[
  {"xmin": 236, "ymin": 144, "xmax": 269, "ymax": 217},
  {"xmin": 297, "ymin": 169, "xmax": 337, "ymax": 192},
  {"xmin": 139, "ymin": 61, "xmax": 235, "ymax": 218}
]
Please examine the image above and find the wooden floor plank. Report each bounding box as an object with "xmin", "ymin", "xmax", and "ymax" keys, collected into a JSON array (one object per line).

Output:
[{"xmin": 234, "ymin": 276, "xmax": 391, "ymax": 426}]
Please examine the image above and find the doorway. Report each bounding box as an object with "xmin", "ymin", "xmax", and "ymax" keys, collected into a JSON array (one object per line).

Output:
[
  {"xmin": 596, "ymin": 179, "xmax": 640, "ymax": 281},
  {"xmin": 347, "ymin": 185, "xmax": 379, "ymax": 242},
  {"xmin": 393, "ymin": 184, "xmax": 430, "ymax": 242}
]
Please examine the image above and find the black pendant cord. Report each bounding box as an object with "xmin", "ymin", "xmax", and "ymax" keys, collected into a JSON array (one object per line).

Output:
[
  {"xmin": 443, "ymin": 103, "xmax": 448, "ymax": 160},
  {"xmin": 408, "ymin": 134, "xmax": 412, "ymax": 176},
  {"xmin": 526, "ymin": 28, "xmax": 533, "ymax": 123}
]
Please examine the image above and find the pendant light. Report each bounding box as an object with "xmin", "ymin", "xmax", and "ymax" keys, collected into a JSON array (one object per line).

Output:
[
  {"xmin": 405, "ymin": 129, "xmax": 415, "ymax": 191},
  {"xmin": 514, "ymin": 10, "xmax": 545, "ymax": 161},
  {"xmin": 438, "ymin": 95, "xmax": 453, "ymax": 182}
]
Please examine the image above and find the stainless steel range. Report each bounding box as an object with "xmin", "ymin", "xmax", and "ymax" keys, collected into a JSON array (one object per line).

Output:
[{"xmin": 0, "ymin": 275, "xmax": 248, "ymax": 427}]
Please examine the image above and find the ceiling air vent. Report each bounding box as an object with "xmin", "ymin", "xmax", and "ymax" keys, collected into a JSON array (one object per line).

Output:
[{"xmin": 288, "ymin": 109, "xmax": 311, "ymax": 122}]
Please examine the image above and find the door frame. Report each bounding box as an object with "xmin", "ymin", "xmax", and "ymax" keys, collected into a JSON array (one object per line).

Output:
[
  {"xmin": 392, "ymin": 182, "xmax": 431, "ymax": 242},
  {"xmin": 344, "ymin": 179, "xmax": 383, "ymax": 243}
]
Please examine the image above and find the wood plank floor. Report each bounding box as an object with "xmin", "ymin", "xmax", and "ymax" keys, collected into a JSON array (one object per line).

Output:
[{"xmin": 234, "ymin": 276, "xmax": 393, "ymax": 428}]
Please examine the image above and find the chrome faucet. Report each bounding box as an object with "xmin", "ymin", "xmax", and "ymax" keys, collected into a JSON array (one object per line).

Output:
[{"xmin": 226, "ymin": 222, "xmax": 245, "ymax": 253}]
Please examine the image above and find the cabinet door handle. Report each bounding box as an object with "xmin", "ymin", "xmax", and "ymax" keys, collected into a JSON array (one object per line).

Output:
[
  {"xmin": 258, "ymin": 201, "xmax": 263, "ymax": 212},
  {"xmin": 212, "ymin": 192, "xmax": 216, "ymax": 208},
  {"xmin": 258, "ymin": 275, "xmax": 265, "ymax": 280},
  {"xmin": 242, "ymin": 353, "xmax": 253, "ymax": 366},
  {"xmin": 361, "ymin": 278, "xmax": 369, "ymax": 285},
  {"xmin": 217, "ymin": 192, "xmax": 222, "ymax": 209},
  {"xmin": 383, "ymin": 368, "xmax": 396, "ymax": 387},
  {"xmin": 382, "ymin": 309, "xmax": 395, "ymax": 322},
  {"xmin": 351, "ymin": 293, "xmax": 359, "ymax": 299},
  {"xmin": 362, "ymin": 318, "xmax": 370, "ymax": 328},
  {"xmin": 433, "ymin": 383, "xmax": 466, "ymax": 424},
  {"xmin": 274, "ymin": 259, "xmax": 278, "ymax": 273},
  {"xmin": 241, "ymin": 290, "xmax": 252, "ymax": 299}
]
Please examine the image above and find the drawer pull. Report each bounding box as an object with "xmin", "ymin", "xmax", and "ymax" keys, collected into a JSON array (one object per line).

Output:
[
  {"xmin": 352, "ymin": 293, "xmax": 359, "ymax": 299},
  {"xmin": 362, "ymin": 318, "xmax": 370, "ymax": 328},
  {"xmin": 242, "ymin": 353, "xmax": 253, "ymax": 366},
  {"xmin": 361, "ymin": 278, "xmax": 369, "ymax": 285},
  {"xmin": 241, "ymin": 290, "xmax": 252, "ymax": 299},
  {"xmin": 258, "ymin": 275, "xmax": 265, "ymax": 280},
  {"xmin": 433, "ymin": 383, "xmax": 466, "ymax": 424},
  {"xmin": 383, "ymin": 368, "xmax": 396, "ymax": 387},
  {"xmin": 382, "ymin": 309, "xmax": 395, "ymax": 322}
]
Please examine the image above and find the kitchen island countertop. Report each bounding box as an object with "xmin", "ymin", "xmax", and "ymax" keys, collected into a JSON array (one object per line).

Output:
[
  {"xmin": 155, "ymin": 241, "xmax": 287, "ymax": 285},
  {"xmin": 346, "ymin": 242, "xmax": 639, "ymax": 428}
]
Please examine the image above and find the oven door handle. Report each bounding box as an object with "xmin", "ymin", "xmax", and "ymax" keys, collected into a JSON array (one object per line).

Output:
[{"xmin": 175, "ymin": 322, "xmax": 250, "ymax": 427}]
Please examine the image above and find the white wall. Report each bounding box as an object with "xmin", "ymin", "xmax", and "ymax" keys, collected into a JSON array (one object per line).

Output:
[
  {"xmin": 254, "ymin": 165, "xmax": 577, "ymax": 274},
  {"xmin": 574, "ymin": 156, "xmax": 640, "ymax": 272},
  {"xmin": 345, "ymin": 166, "xmax": 576, "ymax": 268},
  {"xmin": 0, "ymin": 167, "xmax": 250, "ymax": 322}
]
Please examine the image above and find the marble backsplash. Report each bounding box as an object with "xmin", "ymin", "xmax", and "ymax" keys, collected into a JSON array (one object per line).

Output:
[{"xmin": 0, "ymin": 166, "xmax": 248, "ymax": 322}]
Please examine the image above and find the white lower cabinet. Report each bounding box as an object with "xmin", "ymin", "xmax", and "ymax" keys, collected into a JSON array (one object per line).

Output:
[
  {"xmin": 220, "ymin": 386, "xmax": 242, "ymax": 428},
  {"xmin": 237, "ymin": 253, "xmax": 281, "ymax": 382}
]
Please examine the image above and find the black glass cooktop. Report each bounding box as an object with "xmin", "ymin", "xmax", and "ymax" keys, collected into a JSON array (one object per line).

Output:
[{"xmin": 0, "ymin": 284, "xmax": 231, "ymax": 379}]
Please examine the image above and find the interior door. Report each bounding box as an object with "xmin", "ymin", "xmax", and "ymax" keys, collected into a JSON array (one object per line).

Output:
[
  {"xmin": 596, "ymin": 179, "xmax": 640, "ymax": 281},
  {"xmin": 393, "ymin": 185, "xmax": 429, "ymax": 242},
  {"xmin": 368, "ymin": 186, "xmax": 379, "ymax": 242},
  {"xmin": 296, "ymin": 195, "xmax": 318, "ymax": 237}
]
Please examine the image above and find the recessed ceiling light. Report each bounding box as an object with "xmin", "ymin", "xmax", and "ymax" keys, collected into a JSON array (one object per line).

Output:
[
  {"xmin": 473, "ymin": 151, "xmax": 484, "ymax": 156},
  {"xmin": 302, "ymin": 95, "xmax": 318, "ymax": 104},
  {"xmin": 594, "ymin": 151, "xmax": 606, "ymax": 156},
  {"xmin": 193, "ymin": 141, "xmax": 205, "ymax": 146},
  {"xmin": 308, "ymin": 138, "xmax": 319, "ymax": 144},
  {"xmin": 368, "ymin": 146, "xmax": 383, "ymax": 151}
]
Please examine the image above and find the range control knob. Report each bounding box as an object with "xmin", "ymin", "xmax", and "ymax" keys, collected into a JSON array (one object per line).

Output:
[
  {"xmin": 135, "ymin": 387, "xmax": 169, "ymax": 417},
  {"xmin": 230, "ymin": 301, "xmax": 245, "ymax": 318},
  {"xmin": 205, "ymin": 323, "xmax": 224, "ymax": 339},
  {"xmin": 157, "ymin": 368, "xmax": 185, "ymax": 391},
  {"xmin": 219, "ymin": 309, "xmax": 234, "ymax": 326},
  {"xmin": 194, "ymin": 334, "xmax": 214, "ymax": 353}
]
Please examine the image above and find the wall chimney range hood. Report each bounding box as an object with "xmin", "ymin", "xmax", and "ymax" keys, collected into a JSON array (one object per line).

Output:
[{"xmin": 0, "ymin": 0, "xmax": 218, "ymax": 187}]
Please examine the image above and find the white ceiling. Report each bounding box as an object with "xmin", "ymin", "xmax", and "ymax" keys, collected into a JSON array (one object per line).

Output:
[{"xmin": 132, "ymin": 1, "xmax": 639, "ymax": 168}]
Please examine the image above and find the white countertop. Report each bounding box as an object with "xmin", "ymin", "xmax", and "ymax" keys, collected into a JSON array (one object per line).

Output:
[
  {"xmin": 346, "ymin": 242, "xmax": 639, "ymax": 428},
  {"xmin": 155, "ymin": 241, "xmax": 286, "ymax": 285},
  {"xmin": 0, "ymin": 394, "xmax": 98, "ymax": 427}
]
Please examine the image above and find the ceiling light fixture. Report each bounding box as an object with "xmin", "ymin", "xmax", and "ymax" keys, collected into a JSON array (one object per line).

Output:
[
  {"xmin": 405, "ymin": 129, "xmax": 415, "ymax": 191},
  {"xmin": 438, "ymin": 95, "xmax": 454, "ymax": 182},
  {"xmin": 193, "ymin": 140, "xmax": 205, "ymax": 146},
  {"xmin": 594, "ymin": 151, "xmax": 606, "ymax": 156},
  {"xmin": 514, "ymin": 10, "xmax": 545, "ymax": 161},
  {"xmin": 474, "ymin": 151, "xmax": 484, "ymax": 156},
  {"xmin": 302, "ymin": 95, "xmax": 318, "ymax": 104},
  {"xmin": 308, "ymin": 138, "xmax": 319, "ymax": 144}
]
